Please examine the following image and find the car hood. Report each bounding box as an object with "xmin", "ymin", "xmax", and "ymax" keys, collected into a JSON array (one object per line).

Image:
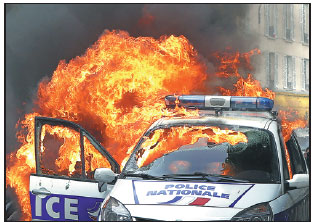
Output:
[
  {"xmin": 109, "ymin": 179, "xmax": 281, "ymax": 209},
  {"xmin": 125, "ymin": 204, "xmax": 243, "ymax": 221}
]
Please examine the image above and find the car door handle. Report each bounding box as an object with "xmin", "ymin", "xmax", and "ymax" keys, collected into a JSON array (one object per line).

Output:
[{"xmin": 32, "ymin": 187, "xmax": 51, "ymax": 196}]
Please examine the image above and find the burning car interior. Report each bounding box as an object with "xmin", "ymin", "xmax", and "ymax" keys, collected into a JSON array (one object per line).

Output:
[{"xmin": 126, "ymin": 125, "xmax": 279, "ymax": 184}]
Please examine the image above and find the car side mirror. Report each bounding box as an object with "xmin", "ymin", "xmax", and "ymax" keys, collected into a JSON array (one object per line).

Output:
[
  {"xmin": 94, "ymin": 168, "xmax": 117, "ymax": 183},
  {"xmin": 94, "ymin": 168, "xmax": 117, "ymax": 192},
  {"xmin": 287, "ymin": 174, "xmax": 309, "ymax": 189}
]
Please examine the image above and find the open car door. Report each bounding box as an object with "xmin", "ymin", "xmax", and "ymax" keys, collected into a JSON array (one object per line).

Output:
[{"xmin": 29, "ymin": 117, "xmax": 120, "ymax": 221}]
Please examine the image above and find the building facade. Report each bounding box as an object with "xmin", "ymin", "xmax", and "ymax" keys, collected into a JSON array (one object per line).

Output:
[{"xmin": 246, "ymin": 4, "xmax": 309, "ymax": 118}]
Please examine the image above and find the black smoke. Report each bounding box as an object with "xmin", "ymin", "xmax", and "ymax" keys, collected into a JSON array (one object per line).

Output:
[{"xmin": 138, "ymin": 4, "xmax": 255, "ymax": 53}]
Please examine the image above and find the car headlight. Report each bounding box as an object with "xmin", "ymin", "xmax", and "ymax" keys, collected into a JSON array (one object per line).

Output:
[
  {"xmin": 231, "ymin": 203, "xmax": 273, "ymax": 221},
  {"xmin": 100, "ymin": 197, "xmax": 132, "ymax": 221}
]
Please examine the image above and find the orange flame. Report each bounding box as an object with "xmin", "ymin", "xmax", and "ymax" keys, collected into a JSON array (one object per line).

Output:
[
  {"xmin": 6, "ymin": 113, "xmax": 38, "ymax": 220},
  {"xmin": 136, "ymin": 126, "xmax": 248, "ymax": 168},
  {"xmin": 219, "ymin": 74, "xmax": 275, "ymax": 100},
  {"xmin": 279, "ymin": 110, "xmax": 307, "ymax": 143},
  {"xmin": 213, "ymin": 48, "xmax": 260, "ymax": 78},
  {"xmin": 214, "ymin": 48, "xmax": 274, "ymax": 99}
]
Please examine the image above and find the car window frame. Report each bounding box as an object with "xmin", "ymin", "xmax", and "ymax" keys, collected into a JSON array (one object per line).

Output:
[
  {"xmin": 34, "ymin": 117, "xmax": 120, "ymax": 181},
  {"xmin": 286, "ymin": 132, "xmax": 308, "ymax": 175}
]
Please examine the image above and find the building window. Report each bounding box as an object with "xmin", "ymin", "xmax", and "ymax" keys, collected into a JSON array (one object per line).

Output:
[
  {"xmin": 301, "ymin": 4, "xmax": 309, "ymax": 44},
  {"xmin": 264, "ymin": 4, "xmax": 277, "ymax": 38},
  {"xmin": 283, "ymin": 56, "xmax": 296, "ymax": 90},
  {"xmin": 284, "ymin": 4, "xmax": 294, "ymax": 41},
  {"xmin": 302, "ymin": 59, "xmax": 309, "ymax": 91},
  {"xmin": 265, "ymin": 52, "xmax": 278, "ymax": 90},
  {"xmin": 258, "ymin": 5, "xmax": 261, "ymax": 24}
]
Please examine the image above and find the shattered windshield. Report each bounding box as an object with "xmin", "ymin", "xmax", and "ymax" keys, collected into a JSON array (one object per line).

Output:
[{"xmin": 123, "ymin": 125, "xmax": 280, "ymax": 183}]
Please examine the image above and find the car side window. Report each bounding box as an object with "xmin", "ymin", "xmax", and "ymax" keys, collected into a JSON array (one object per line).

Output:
[
  {"xmin": 40, "ymin": 124, "xmax": 83, "ymax": 178},
  {"xmin": 35, "ymin": 117, "xmax": 119, "ymax": 180},
  {"xmin": 84, "ymin": 135, "xmax": 111, "ymax": 180},
  {"xmin": 286, "ymin": 134, "xmax": 307, "ymax": 175}
]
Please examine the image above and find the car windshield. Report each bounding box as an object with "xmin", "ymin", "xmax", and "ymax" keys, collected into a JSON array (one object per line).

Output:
[{"xmin": 123, "ymin": 125, "xmax": 280, "ymax": 183}]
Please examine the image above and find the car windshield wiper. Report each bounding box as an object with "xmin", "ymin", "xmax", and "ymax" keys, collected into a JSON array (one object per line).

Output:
[
  {"xmin": 121, "ymin": 173, "xmax": 165, "ymax": 180},
  {"xmin": 162, "ymin": 172, "xmax": 250, "ymax": 183}
]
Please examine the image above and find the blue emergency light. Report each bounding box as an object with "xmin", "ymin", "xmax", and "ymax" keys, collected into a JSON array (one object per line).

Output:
[{"xmin": 165, "ymin": 95, "xmax": 274, "ymax": 111}]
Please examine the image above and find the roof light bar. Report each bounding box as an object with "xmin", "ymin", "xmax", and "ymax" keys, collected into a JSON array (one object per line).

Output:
[{"xmin": 165, "ymin": 95, "xmax": 274, "ymax": 111}]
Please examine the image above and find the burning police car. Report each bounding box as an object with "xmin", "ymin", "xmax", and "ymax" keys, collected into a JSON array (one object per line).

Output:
[{"xmin": 29, "ymin": 96, "xmax": 309, "ymax": 221}]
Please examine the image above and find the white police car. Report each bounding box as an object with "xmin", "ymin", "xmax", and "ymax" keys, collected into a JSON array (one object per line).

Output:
[{"xmin": 29, "ymin": 96, "xmax": 309, "ymax": 221}]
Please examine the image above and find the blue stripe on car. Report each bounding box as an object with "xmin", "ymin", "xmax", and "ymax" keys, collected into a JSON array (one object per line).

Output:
[
  {"xmin": 229, "ymin": 184, "xmax": 255, "ymax": 208},
  {"xmin": 159, "ymin": 196, "xmax": 183, "ymax": 204},
  {"xmin": 132, "ymin": 180, "xmax": 139, "ymax": 204}
]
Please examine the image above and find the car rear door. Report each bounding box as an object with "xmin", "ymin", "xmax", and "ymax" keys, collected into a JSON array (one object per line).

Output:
[
  {"xmin": 284, "ymin": 133, "xmax": 309, "ymax": 220},
  {"xmin": 29, "ymin": 117, "xmax": 120, "ymax": 221},
  {"xmin": 271, "ymin": 132, "xmax": 309, "ymax": 221}
]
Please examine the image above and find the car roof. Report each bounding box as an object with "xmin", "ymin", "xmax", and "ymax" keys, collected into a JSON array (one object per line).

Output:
[{"xmin": 149, "ymin": 111, "xmax": 274, "ymax": 131}]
